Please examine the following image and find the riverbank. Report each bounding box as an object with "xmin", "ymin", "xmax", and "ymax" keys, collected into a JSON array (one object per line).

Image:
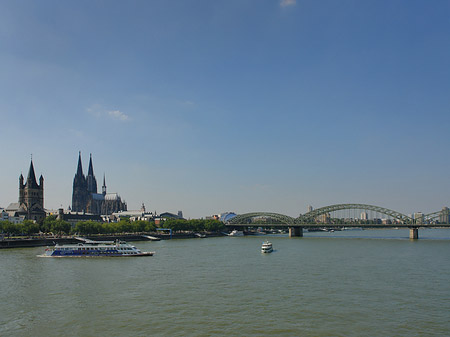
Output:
[{"xmin": 0, "ymin": 232, "xmax": 225, "ymax": 249}]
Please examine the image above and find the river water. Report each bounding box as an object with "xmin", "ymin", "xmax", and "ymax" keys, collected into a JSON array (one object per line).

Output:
[{"xmin": 1, "ymin": 229, "xmax": 449, "ymax": 336}]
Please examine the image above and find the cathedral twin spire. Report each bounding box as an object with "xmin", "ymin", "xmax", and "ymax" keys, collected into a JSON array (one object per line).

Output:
[
  {"xmin": 72, "ymin": 152, "xmax": 102, "ymax": 212},
  {"xmin": 72, "ymin": 152, "xmax": 125, "ymax": 214},
  {"xmin": 74, "ymin": 152, "xmax": 101, "ymax": 194}
]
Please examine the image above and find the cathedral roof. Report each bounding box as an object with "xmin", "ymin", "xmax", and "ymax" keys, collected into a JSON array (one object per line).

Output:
[
  {"xmin": 92, "ymin": 193, "xmax": 105, "ymax": 201},
  {"xmin": 105, "ymin": 193, "xmax": 120, "ymax": 201}
]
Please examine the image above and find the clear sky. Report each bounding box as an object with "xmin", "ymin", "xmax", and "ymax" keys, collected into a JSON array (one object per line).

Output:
[{"xmin": 1, "ymin": 0, "xmax": 449, "ymax": 219}]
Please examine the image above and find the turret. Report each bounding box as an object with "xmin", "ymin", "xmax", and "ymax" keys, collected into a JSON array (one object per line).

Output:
[
  {"xmin": 19, "ymin": 173, "xmax": 24, "ymax": 204},
  {"xmin": 39, "ymin": 174, "xmax": 44, "ymax": 206}
]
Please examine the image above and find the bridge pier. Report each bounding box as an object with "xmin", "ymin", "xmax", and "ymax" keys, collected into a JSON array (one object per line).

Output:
[
  {"xmin": 409, "ymin": 228, "xmax": 419, "ymax": 240},
  {"xmin": 289, "ymin": 227, "xmax": 303, "ymax": 237}
]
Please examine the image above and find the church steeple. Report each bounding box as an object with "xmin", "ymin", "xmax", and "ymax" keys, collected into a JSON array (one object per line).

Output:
[
  {"xmin": 86, "ymin": 153, "xmax": 97, "ymax": 193},
  {"xmin": 76, "ymin": 151, "xmax": 84, "ymax": 177},
  {"xmin": 88, "ymin": 153, "xmax": 94, "ymax": 176},
  {"xmin": 27, "ymin": 159, "xmax": 39, "ymax": 189},
  {"xmin": 102, "ymin": 174, "xmax": 107, "ymax": 195}
]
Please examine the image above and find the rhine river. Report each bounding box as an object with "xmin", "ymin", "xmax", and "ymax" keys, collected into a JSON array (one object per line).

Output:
[{"xmin": 1, "ymin": 229, "xmax": 449, "ymax": 336}]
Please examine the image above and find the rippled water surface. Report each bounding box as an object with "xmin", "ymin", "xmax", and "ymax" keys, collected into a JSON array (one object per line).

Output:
[{"xmin": 1, "ymin": 229, "xmax": 449, "ymax": 336}]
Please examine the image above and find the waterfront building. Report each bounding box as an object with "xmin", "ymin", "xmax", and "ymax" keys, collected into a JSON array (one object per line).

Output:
[
  {"xmin": 361, "ymin": 212, "xmax": 368, "ymax": 220},
  {"xmin": 316, "ymin": 213, "xmax": 331, "ymax": 224},
  {"xmin": 159, "ymin": 212, "xmax": 185, "ymax": 220},
  {"xmin": 1, "ymin": 209, "xmax": 25, "ymax": 224},
  {"xmin": 5, "ymin": 159, "xmax": 46, "ymax": 222},
  {"xmin": 219, "ymin": 212, "xmax": 236, "ymax": 223},
  {"xmin": 71, "ymin": 153, "xmax": 127, "ymax": 215},
  {"xmin": 439, "ymin": 207, "xmax": 449, "ymax": 224},
  {"xmin": 414, "ymin": 212, "xmax": 424, "ymax": 225},
  {"xmin": 56, "ymin": 208, "xmax": 102, "ymax": 227},
  {"xmin": 111, "ymin": 203, "xmax": 155, "ymax": 222}
]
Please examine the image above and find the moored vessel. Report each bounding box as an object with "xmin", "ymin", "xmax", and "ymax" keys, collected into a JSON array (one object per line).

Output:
[
  {"xmin": 38, "ymin": 240, "xmax": 154, "ymax": 257},
  {"xmin": 228, "ymin": 230, "xmax": 244, "ymax": 236}
]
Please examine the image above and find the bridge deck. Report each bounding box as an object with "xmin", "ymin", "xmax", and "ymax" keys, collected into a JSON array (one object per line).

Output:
[{"xmin": 227, "ymin": 223, "xmax": 450, "ymax": 228}]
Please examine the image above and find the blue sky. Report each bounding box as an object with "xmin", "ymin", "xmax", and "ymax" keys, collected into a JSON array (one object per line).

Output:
[{"xmin": 1, "ymin": 0, "xmax": 449, "ymax": 218}]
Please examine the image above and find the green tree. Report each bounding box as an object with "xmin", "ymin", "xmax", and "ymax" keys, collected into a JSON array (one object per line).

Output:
[
  {"xmin": 41, "ymin": 215, "xmax": 57, "ymax": 233},
  {"xmin": 50, "ymin": 220, "xmax": 71, "ymax": 235},
  {"xmin": 23, "ymin": 220, "xmax": 40, "ymax": 235}
]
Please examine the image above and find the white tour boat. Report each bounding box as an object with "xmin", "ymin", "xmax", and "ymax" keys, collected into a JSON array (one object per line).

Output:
[
  {"xmin": 38, "ymin": 240, "xmax": 154, "ymax": 257},
  {"xmin": 261, "ymin": 240, "xmax": 273, "ymax": 253},
  {"xmin": 228, "ymin": 230, "xmax": 244, "ymax": 236}
]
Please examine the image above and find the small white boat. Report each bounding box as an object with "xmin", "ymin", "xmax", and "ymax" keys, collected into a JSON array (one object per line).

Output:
[
  {"xmin": 261, "ymin": 241, "xmax": 273, "ymax": 253},
  {"xmin": 228, "ymin": 230, "xmax": 244, "ymax": 237}
]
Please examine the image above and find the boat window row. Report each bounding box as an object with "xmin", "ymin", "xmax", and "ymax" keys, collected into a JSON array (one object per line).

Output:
[{"xmin": 63, "ymin": 246, "xmax": 135, "ymax": 251}]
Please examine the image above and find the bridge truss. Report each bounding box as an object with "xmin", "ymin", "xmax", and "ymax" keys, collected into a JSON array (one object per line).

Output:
[
  {"xmin": 226, "ymin": 204, "xmax": 450, "ymax": 226},
  {"xmin": 297, "ymin": 203, "xmax": 413, "ymax": 224},
  {"xmin": 227, "ymin": 212, "xmax": 296, "ymax": 225}
]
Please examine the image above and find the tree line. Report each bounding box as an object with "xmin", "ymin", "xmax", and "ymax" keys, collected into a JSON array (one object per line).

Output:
[{"xmin": 0, "ymin": 216, "xmax": 225, "ymax": 236}]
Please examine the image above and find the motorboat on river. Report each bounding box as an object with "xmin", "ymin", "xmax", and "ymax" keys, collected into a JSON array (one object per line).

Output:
[
  {"xmin": 261, "ymin": 241, "xmax": 273, "ymax": 253},
  {"xmin": 228, "ymin": 230, "xmax": 244, "ymax": 237},
  {"xmin": 38, "ymin": 240, "xmax": 154, "ymax": 257}
]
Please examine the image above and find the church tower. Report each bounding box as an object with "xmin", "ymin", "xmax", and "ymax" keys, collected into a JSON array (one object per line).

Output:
[
  {"xmin": 19, "ymin": 158, "xmax": 45, "ymax": 221},
  {"xmin": 72, "ymin": 152, "xmax": 88, "ymax": 212}
]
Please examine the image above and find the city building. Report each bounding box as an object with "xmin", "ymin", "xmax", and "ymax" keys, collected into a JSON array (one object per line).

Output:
[
  {"xmin": 5, "ymin": 159, "xmax": 46, "ymax": 222},
  {"xmin": 111, "ymin": 203, "xmax": 155, "ymax": 222},
  {"xmin": 219, "ymin": 212, "xmax": 236, "ymax": 223},
  {"xmin": 439, "ymin": 207, "xmax": 449, "ymax": 224},
  {"xmin": 71, "ymin": 153, "xmax": 127, "ymax": 215},
  {"xmin": 316, "ymin": 213, "xmax": 331, "ymax": 224},
  {"xmin": 55, "ymin": 208, "xmax": 102, "ymax": 227},
  {"xmin": 414, "ymin": 212, "xmax": 424, "ymax": 224},
  {"xmin": 1, "ymin": 209, "xmax": 25, "ymax": 224}
]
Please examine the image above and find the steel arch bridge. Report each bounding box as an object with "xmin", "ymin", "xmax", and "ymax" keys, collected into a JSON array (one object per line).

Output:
[
  {"xmin": 297, "ymin": 203, "xmax": 413, "ymax": 224},
  {"xmin": 227, "ymin": 212, "xmax": 296, "ymax": 225},
  {"xmin": 226, "ymin": 204, "xmax": 417, "ymax": 225}
]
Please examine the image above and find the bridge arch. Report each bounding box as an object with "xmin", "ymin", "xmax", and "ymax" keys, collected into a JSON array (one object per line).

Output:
[
  {"xmin": 421, "ymin": 208, "xmax": 450, "ymax": 224},
  {"xmin": 227, "ymin": 212, "xmax": 296, "ymax": 225},
  {"xmin": 297, "ymin": 203, "xmax": 413, "ymax": 224}
]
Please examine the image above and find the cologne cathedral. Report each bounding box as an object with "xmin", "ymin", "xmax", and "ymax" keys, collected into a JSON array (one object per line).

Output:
[{"xmin": 71, "ymin": 153, "xmax": 127, "ymax": 215}]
